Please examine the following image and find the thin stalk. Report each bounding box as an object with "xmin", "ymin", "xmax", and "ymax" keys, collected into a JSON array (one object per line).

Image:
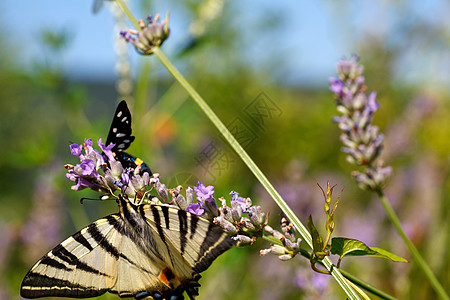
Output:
[
  {"xmin": 153, "ymin": 47, "xmax": 360, "ymax": 300},
  {"xmin": 115, "ymin": 0, "xmax": 140, "ymax": 30},
  {"xmin": 376, "ymin": 190, "xmax": 449, "ymax": 300}
]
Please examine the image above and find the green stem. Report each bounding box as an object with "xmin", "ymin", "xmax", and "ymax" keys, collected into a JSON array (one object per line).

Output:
[
  {"xmin": 115, "ymin": 0, "xmax": 141, "ymax": 30},
  {"xmin": 153, "ymin": 47, "xmax": 360, "ymax": 300},
  {"xmin": 340, "ymin": 270, "xmax": 398, "ymax": 300},
  {"xmin": 376, "ymin": 190, "xmax": 449, "ymax": 300}
]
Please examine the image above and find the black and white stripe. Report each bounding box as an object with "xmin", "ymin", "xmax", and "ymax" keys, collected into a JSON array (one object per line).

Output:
[{"xmin": 21, "ymin": 196, "xmax": 232, "ymax": 299}]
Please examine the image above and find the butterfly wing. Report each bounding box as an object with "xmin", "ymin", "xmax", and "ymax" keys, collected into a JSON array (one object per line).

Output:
[
  {"xmin": 106, "ymin": 100, "xmax": 135, "ymax": 152},
  {"xmin": 21, "ymin": 201, "xmax": 232, "ymax": 299},
  {"xmin": 142, "ymin": 205, "xmax": 233, "ymax": 277},
  {"xmin": 21, "ymin": 216, "xmax": 121, "ymax": 298},
  {"xmin": 20, "ymin": 214, "xmax": 164, "ymax": 299}
]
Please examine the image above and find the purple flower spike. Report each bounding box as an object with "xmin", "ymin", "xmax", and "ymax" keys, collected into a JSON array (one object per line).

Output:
[
  {"xmin": 330, "ymin": 56, "xmax": 391, "ymax": 190},
  {"xmin": 70, "ymin": 144, "xmax": 83, "ymax": 157},
  {"xmin": 186, "ymin": 203, "xmax": 205, "ymax": 216}
]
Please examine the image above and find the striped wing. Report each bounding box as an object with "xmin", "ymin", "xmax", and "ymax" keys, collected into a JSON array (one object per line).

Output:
[
  {"xmin": 20, "ymin": 215, "xmax": 164, "ymax": 298},
  {"xmin": 21, "ymin": 216, "xmax": 120, "ymax": 298},
  {"xmin": 21, "ymin": 203, "xmax": 233, "ymax": 299},
  {"xmin": 141, "ymin": 205, "xmax": 233, "ymax": 275}
]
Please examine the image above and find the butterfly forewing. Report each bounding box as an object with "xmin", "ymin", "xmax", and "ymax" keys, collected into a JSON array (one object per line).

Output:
[
  {"xmin": 21, "ymin": 216, "xmax": 120, "ymax": 298},
  {"xmin": 105, "ymin": 100, "xmax": 152, "ymax": 175},
  {"xmin": 106, "ymin": 100, "xmax": 135, "ymax": 152}
]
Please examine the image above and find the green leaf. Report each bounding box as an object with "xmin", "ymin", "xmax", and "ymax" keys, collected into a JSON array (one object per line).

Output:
[
  {"xmin": 331, "ymin": 237, "xmax": 408, "ymax": 265},
  {"xmin": 307, "ymin": 215, "xmax": 324, "ymax": 253}
]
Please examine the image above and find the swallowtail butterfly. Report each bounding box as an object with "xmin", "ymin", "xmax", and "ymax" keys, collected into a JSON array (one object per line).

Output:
[
  {"xmin": 21, "ymin": 195, "xmax": 233, "ymax": 299},
  {"xmin": 105, "ymin": 100, "xmax": 152, "ymax": 176}
]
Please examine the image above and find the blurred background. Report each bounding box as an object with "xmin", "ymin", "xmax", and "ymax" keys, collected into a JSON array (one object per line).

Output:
[{"xmin": 0, "ymin": 0, "xmax": 448, "ymax": 299}]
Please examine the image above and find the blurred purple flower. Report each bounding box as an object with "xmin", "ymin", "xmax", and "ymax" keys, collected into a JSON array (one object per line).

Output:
[
  {"xmin": 120, "ymin": 13, "xmax": 170, "ymax": 55},
  {"xmin": 329, "ymin": 56, "xmax": 392, "ymax": 190}
]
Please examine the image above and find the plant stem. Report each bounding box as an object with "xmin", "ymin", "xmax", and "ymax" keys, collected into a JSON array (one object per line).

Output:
[
  {"xmin": 115, "ymin": 0, "xmax": 141, "ymax": 30},
  {"xmin": 376, "ymin": 190, "xmax": 449, "ymax": 300},
  {"xmin": 152, "ymin": 47, "xmax": 360, "ymax": 300}
]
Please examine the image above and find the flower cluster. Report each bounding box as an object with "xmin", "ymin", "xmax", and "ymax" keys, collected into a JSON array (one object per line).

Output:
[
  {"xmin": 260, "ymin": 216, "xmax": 302, "ymax": 260},
  {"xmin": 154, "ymin": 180, "xmax": 301, "ymax": 252},
  {"xmin": 329, "ymin": 55, "xmax": 392, "ymax": 190},
  {"xmin": 65, "ymin": 138, "xmax": 152, "ymax": 203},
  {"xmin": 65, "ymin": 139, "xmax": 300, "ymax": 254},
  {"xmin": 120, "ymin": 13, "xmax": 170, "ymax": 55}
]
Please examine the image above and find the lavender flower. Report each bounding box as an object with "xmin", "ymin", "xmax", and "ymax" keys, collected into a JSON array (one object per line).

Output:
[
  {"xmin": 329, "ymin": 55, "xmax": 392, "ymax": 190},
  {"xmin": 120, "ymin": 13, "xmax": 170, "ymax": 55},
  {"xmin": 65, "ymin": 138, "xmax": 153, "ymax": 203},
  {"xmin": 194, "ymin": 181, "xmax": 218, "ymax": 217},
  {"xmin": 186, "ymin": 203, "xmax": 205, "ymax": 216}
]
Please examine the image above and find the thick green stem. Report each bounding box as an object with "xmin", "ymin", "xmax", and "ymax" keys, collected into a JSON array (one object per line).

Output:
[
  {"xmin": 376, "ymin": 190, "xmax": 449, "ymax": 300},
  {"xmin": 152, "ymin": 47, "xmax": 360, "ymax": 300}
]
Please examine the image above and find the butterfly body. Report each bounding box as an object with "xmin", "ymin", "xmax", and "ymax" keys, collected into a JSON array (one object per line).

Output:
[
  {"xmin": 21, "ymin": 195, "xmax": 232, "ymax": 299},
  {"xmin": 106, "ymin": 100, "xmax": 152, "ymax": 175}
]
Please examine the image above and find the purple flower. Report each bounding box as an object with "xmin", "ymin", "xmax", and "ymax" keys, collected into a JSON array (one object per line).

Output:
[
  {"xmin": 78, "ymin": 159, "xmax": 96, "ymax": 176},
  {"xmin": 84, "ymin": 138, "xmax": 93, "ymax": 149},
  {"xmin": 194, "ymin": 181, "xmax": 218, "ymax": 216},
  {"xmin": 98, "ymin": 138, "xmax": 115, "ymax": 162},
  {"xmin": 194, "ymin": 181, "xmax": 215, "ymax": 200},
  {"xmin": 366, "ymin": 92, "xmax": 379, "ymax": 114},
  {"xmin": 70, "ymin": 144, "xmax": 82, "ymax": 157},
  {"xmin": 329, "ymin": 78, "xmax": 344, "ymax": 95},
  {"xmin": 230, "ymin": 191, "xmax": 247, "ymax": 212},
  {"xmin": 186, "ymin": 203, "xmax": 205, "ymax": 216},
  {"xmin": 71, "ymin": 177, "xmax": 98, "ymax": 191}
]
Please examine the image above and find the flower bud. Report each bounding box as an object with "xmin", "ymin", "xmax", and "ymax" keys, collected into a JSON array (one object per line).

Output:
[
  {"xmin": 186, "ymin": 187, "xmax": 194, "ymax": 204},
  {"xmin": 214, "ymin": 216, "xmax": 238, "ymax": 234},
  {"xmin": 232, "ymin": 235, "xmax": 253, "ymax": 247}
]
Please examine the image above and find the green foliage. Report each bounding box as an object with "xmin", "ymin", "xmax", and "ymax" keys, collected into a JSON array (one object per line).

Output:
[{"xmin": 331, "ymin": 237, "xmax": 408, "ymax": 268}]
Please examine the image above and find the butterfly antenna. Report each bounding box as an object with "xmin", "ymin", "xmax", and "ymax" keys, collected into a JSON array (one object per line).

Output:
[{"xmin": 80, "ymin": 194, "xmax": 112, "ymax": 204}]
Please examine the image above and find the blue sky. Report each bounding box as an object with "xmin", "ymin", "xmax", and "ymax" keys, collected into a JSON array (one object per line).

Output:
[{"xmin": 1, "ymin": 0, "xmax": 448, "ymax": 87}]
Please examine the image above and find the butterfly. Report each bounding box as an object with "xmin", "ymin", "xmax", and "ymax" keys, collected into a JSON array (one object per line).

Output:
[
  {"xmin": 105, "ymin": 100, "xmax": 152, "ymax": 176},
  {"xmin": 21, "ymin": 194, "xmax": 233, "ymax": 299}
]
